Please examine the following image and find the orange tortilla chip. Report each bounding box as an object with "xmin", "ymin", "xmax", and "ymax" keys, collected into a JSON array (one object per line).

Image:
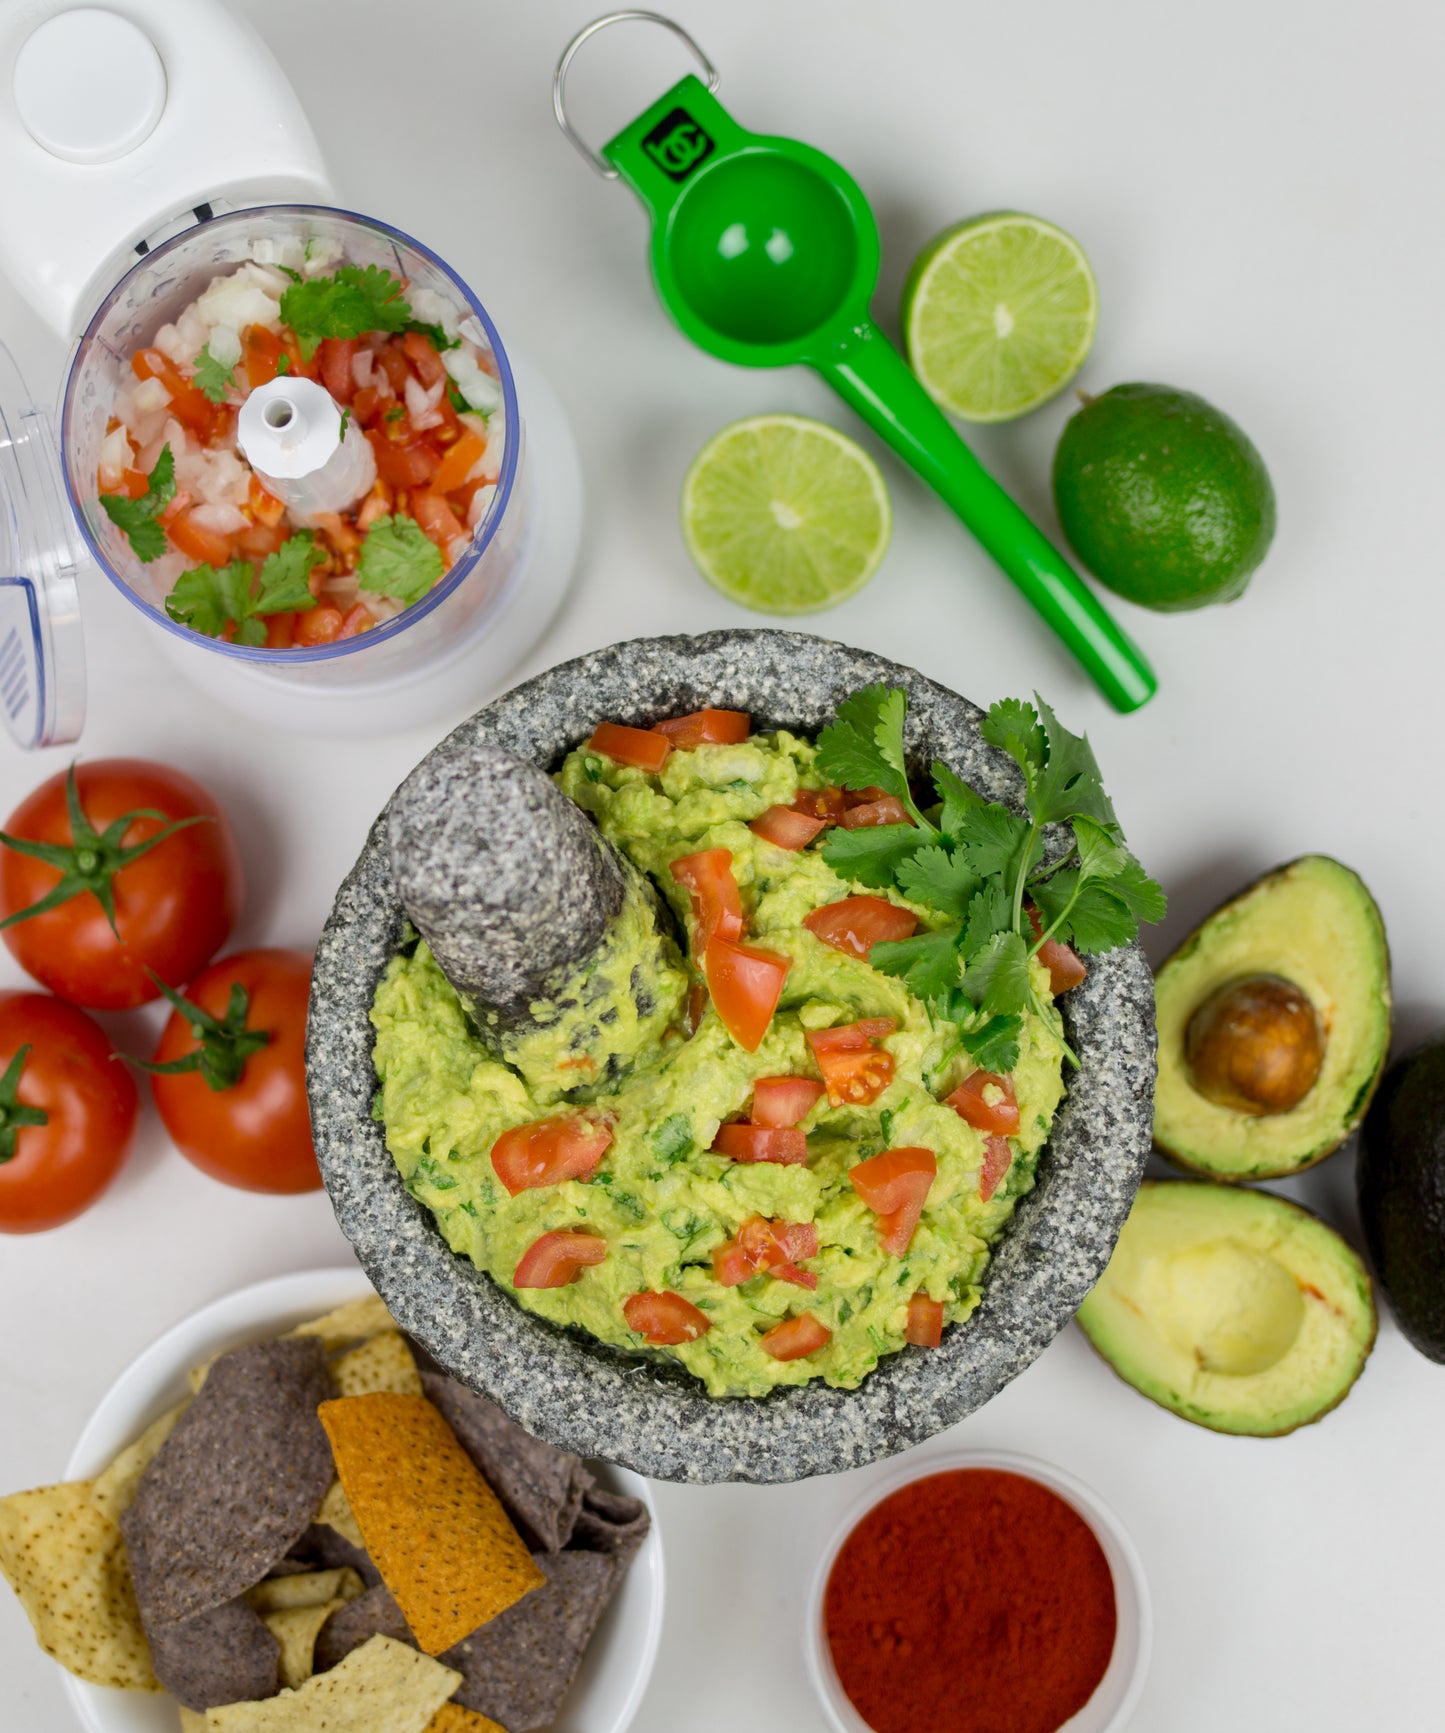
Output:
[
  {"xmin": 317, "ymin": 1395, "xmax": 544, "ymax": 1655},
  {"xmin": 425, "ymin": 1705, "xmax": 509, "ymax": 1733}
]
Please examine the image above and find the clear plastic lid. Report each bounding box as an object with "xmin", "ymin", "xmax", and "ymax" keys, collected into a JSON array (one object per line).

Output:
[{"xmin": 0, "ymin": 340, "xmax": 86, "ymax": 748}]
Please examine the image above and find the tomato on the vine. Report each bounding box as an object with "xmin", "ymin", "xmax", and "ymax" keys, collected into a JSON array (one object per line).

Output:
[
  {"xmin": 0, "ymin": 760, "xmax": 242, "ymax": 1009},
  {"xmin": 0, "ymin": 992, "xmax": 138, "ymax": 1232},
  {"xmin": 146, "ymin": 948, "xmax": 319, "ymax": 1194}
]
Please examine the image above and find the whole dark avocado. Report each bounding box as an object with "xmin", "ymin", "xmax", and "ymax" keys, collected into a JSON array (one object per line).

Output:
[{"xmin": 1359, "ymin": 1039, "xmax": 1445, "ymax": 1362}]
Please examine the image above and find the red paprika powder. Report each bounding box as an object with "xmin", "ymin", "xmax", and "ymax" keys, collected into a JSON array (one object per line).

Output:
[{"xmin": 823, "ymin": 1468, "xmax": 1117, "ymax": 1733}]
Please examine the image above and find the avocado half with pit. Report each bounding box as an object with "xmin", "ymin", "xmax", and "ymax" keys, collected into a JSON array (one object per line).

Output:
[
  {"xmin": 1077, "ymin": 1181, "xmax": 1377, "ymax": 1434},
  {"xmin": 1153, "ymin": 855, "xmax": 1391, "ymax": 1179}
]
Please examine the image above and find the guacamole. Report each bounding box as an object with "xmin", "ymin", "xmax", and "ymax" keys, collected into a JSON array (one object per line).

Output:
[{"xmin": 371, "ymin": 728, "xmax": 1067, "ymax": 1398}]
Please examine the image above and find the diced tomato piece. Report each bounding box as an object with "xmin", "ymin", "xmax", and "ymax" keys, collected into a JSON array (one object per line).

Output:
[
  {"xmin": 979, "ymin": 1136, "xmax": 1013, "ymax": 1202},
  {"xmin": 294, "ymin": 606, "xmax": 344, "ymax": 646},
  {"xmin": 1026, "ymin": 905, "xmax": 1089, "ymax": 995},
  {"xmin": 246, "ymin": 473, "xmax": 287, "ymax": 527},
  {"xmin": 751, "ymin": 1076, "xmax": 825, "ymax": 1128},
  {"xmin": 652, "ymin": 708, "xmax": 751, "ymax": 747},
  {"xmin": 315, "ymin": 337, "xmax": 359, "ymax": 405},
  {"xmin": 750, "ymin": 805, "xmax": 827, "ymax": 851},
  {"xmin": 263, "ymin": 612, "xmax": 296, "ymax": 650},
  {"xmin": 704, "ymin": 938, "xmax": 790, "ymax": 1053},
  {"xmin": 166, "ymin": 509, "xmax": 235, "ymax": 567},
  {"xmin": 773, "ymin": 1219, "xmax": 819, "ymax": 1263},
  {"xmin": 243, "ymin": 325, "xmax": 285, "ymax": 389},
  {"xmin": 366, "ymin": 428, "xmax": 440, "ymax": 489},
  {"xmin": 713, "ymin": 1215, "xmax": 818, "ymax": 1287},
  {"xmin": 311, "ymin": 512, "xmax": 361, "ymax": 561},
  {"xmin": 431, "ymin": 430, "xmax": 487, "ymax": 496},
  {"xmin": 513, "ymin": 1230, "xmax": 608, "ymax": 1289},
  {"xmin": 377, "ymin": 342, "xmax": 412, "ymax": 394},
  {"xmin": 401, "ymin": 329, "xmax": 448, "ymax": 389},
  {"xmin": 670, "ymin": 849, "xmax": 744, "ymax": 947},
  {"xmin": 588, "ymin": 720, "xmax": 671, "ymax": 772},
  {"xmin": 806, "ymin": 1019, "xmax": 897, "ymax": 1107},
  {"xmin": 761, "ymin": 1313, "xmax": 832, "ymax": 1361},
  {"xmin": 792, "ymin": 786, "xmax": 848, "ymax": 823},
  {"xmin": 845, "ymin": 786, "xmax": 892, "ymax": 806},
  {"xmin": 337, "ymin": 604, "xmax": 371, "ymax": 640},
  {"xmin": 850, "ymin": 1147, "xmax": 936, "ymax": 1256},
  {"xmin": 712, "ymin": 1239, "xmax": 757, "ymax": 1286},
  {"xmin": 711, "ymin": 1122, "xmax": 808, "ymax": 1165},
  {"xmin": 906, "ymin": 1292, "xmax": 944, "ymax": 1348},
  {"xmin": 944, "ymin": 1071, "xmax": 1021, "ymax": 1136},
  {"xmin": 132, "ymin": 347, "xmax": 217, "ymax": 436},
  {"xmin": 411, "ymin": 489, "xmax": 467, "ymax": 557},
  {"xmin": 102, "ymin": 467, "xmax": 151, "ymax": 500},
  {"xmin": 803, "ymin": 895, "xmax": 917, "ymax": 961},
  {"xmin": 491, "ymin": 1115, "xmax": 613, "ymax": 1194},
  {"xmin": 840, "ymin": 795, "xmax": 914, "ymax": 829},
  {"xmin": 623, "ymin": 1290, "xmax": 711, "ymax": 1345},
  {"xmin": 235, "ymin": 522, "xmax": 289, "ymax": 559},
  {"xmin": 353, "ymin": 384, "xmax": 388, "ymax": 427}
]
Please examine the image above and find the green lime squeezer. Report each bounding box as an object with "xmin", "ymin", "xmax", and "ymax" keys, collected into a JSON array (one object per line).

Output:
[{"xmin": 554, "ymin": 13, "xmax": 1156, "ymax": 712}]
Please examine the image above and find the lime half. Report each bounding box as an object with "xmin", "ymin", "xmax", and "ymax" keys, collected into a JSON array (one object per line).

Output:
[
  {"xmin": 681, "ymin": 415, "xmax": 892, "ymax": 615},
  {"xmin": 903, "ymin": 212, "xmax": 1099, "ymax": 423}
]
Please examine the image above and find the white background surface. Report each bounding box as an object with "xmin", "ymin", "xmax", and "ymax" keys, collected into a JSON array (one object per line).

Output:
[{"xmin": 1, "ymin": 2, "xmax": 1442, "ymax": 1729}]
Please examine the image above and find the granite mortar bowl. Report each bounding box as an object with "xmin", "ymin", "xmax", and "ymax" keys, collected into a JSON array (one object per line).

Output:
[{"xmin": 306, "ymin": 629, "xmax": 1157, "ymax": 1484}]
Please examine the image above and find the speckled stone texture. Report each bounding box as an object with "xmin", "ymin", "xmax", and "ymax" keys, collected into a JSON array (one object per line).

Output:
[
  {"xmin": 388, "ymin": 743, "xmax": 626, "ymax": 1028},
  {"xmin": 307, "ymin": 630, "xmax": 1157, "ymax": 1484}
]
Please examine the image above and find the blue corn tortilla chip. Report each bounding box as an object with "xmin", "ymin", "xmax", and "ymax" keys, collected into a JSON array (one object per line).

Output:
[
  {"xmin": 119, "ymin": 1337, "xmax": 334, "ymax": 1628},
  {"xmin": 284, "ymin": 1524, "xmax": 382, "ymax": 1589},
  {"xmin": 418, "ymin": 1370, "xmax": 591, "ymax": 1553},
  {"xmin": 568, "ymin": 1486, "xmax": 649, "ymax": 1566}
]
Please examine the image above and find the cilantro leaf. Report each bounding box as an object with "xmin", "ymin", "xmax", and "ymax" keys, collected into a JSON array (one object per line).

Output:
[
  {"xmin": 819, "ymin": 824, "xmax": 923, "ymax": 889},
  {"xmin": 255, "ymin": 532, "xmax": 323, "ymax": 615},
  {"xmin": 959, "ymin": 1013, "xmax": 1023, "ymax": 1074},
  {"xmin": 1105, "ymin": 856, "xmax": 1168, "ymax": 925},
  {"xmin": 279, "ymin": 264, "xmax": 413, "ymax": 357},
  {"xmin": 816, "ymin": 684, "xmax": 906, "ymax": 800},
  {"xmin": 952, "ymin": 804, "xmax": 1038, "ymax": 881},
  {"xmin": 356, "ymin": 514, "xmax": 445, "ymax": 604},
  {"xmin": 192, "ymin": 344, "xmax": 235, "ymax": 404},
  {"xmin": 871, "ymin": 926, "xmax": 962, "ymax": 1000},
  {"xmin": 1073, "ymin": 815, "xmax": 1127, "ymax": 881},
  {"xmin": 895, "ymin": 844, "xmax": 980, "ymax": 919},
  {"xmin": 98, "ymin": 444, "xmax": 176, "ymax": 563},
  {"xmin": 1032, "ymin": 858, "xmax": 1166, "ymax": 955},
  {"xmin": 1029, "ymin": 694, "xmax": 1118, "ymax": 829},
  {"xmin": 961, "ymin": 881, "xmax": 1014, "ymax": 960},
  {"xmin": 981, "ymin": 698, "xmax": 1044, "ymax": 776},
  {"xmin": 959, "ymin": 929, "xmax": 1031, "ymax": 1015},
  {"xmin": 404, "ymin": 319, "xmax": 458, "ymax": 352},
  {"xmin": 165, "ymin": 561, "xmax": 260, "ymax": 644},
  {"xmin": 932, "ymin": 760, "xmax": 983, "ymax": 831}
]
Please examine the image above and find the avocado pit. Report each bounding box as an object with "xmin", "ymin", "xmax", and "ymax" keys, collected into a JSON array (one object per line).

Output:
[{"xmin": 1184, "ymin": 973, "xmax": 1324, "ymax": 1116}]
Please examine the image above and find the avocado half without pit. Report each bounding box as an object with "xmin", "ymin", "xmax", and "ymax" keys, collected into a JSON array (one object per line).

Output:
[
  {"xmin": 1076, "ymin": 1181, "xmax": 1377, "ymax": 1435},
  {"xmin": 1153, "ymin": 856, "xmax": 1391, "ymax": 1179}
]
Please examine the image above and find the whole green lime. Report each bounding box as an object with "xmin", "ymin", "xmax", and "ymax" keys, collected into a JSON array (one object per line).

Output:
[{"xmin": 1052, "ymin": 383, "xmax": 1276, "ymax": 611}]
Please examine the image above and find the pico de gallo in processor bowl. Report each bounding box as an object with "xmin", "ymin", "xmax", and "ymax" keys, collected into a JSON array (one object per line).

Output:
[{"xmin": 82, "ymin": 221, "xmax": 509, "ymax": 652}]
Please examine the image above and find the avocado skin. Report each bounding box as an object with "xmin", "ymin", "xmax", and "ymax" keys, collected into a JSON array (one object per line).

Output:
[{"xmin": 1359, "ymin": 1040, "xmax": 1445, "ymax": 1362}]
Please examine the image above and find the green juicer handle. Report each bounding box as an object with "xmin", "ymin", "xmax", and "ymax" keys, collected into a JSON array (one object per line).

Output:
[{"xmin": 817, "ymin": 322, "xmax": 1157, "ymax": 711}]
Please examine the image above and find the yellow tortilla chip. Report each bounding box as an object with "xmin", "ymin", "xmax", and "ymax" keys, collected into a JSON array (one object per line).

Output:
[
  {"xmin": 316, "ymin": 1478, "xmax": 367, "ymax": 1550},
  {"xmin": 180, "ymin": 1709, "xmax": 209, "ymax": 1731},
  {"xmin": 204, "ymin": 1633, "xmax": 460, "ymax": 1731},
  {"xmin": 90, "ymin": 1400, "xmax": 191, "ymax": 1520},
  {"xmin": 262, "ymin": 1598, "xmax": 348, "ymax": 1690},
  {"xmin": 331, "ymin": 1331, "xmax": 422, "ymax": 1398},
  {"xmin": 318, "ymin": 1394, "xmax": 545, "ymax": 1655},
  {"xmin": 289, "ymin": 1294, "xmax": 397, "ymax": 1353},
  {"xmin": 245, "ymin": 1567, "xmax": 363, "ymax": 1614},
  {"xmin": 0, "ymin": 1481, "xmax": 157, "ymax": 1690},
  {"xmin": 425, "ymin": 1706, "xmax": 509, "ymax": 1733}
]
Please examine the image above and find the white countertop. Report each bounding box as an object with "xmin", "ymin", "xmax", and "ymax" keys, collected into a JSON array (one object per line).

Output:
[{"xmin": 2, "ymin": 1, "xmax": 1443, "ymax": 1728}]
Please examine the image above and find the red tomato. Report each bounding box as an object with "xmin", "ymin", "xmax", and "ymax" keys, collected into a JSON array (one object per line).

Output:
[
  {"xmin": 294, "ymin": 606, "xmax": 345, "ymax": 646},
  {"xmin": 711, "ymin": 1122, "xmax": 808, "ymax": 1164},
  {"xmin": 366, "ymin": 428, "xmax": 440, "ymax": 489},
  {"xmin": 761, "ymin": 1312, "xmax": 832, "ymax": 1361},
  {"xmin": 430, "ymin": 431, "xmax": 487, "ymax": 496},
  {"xmin": 263, "ymin": 612, "xmax": 297, "ymax": 650},
  {"xmin": 167, "ymin": 508, "xmax": 234, "ymax": 567},
  {"xmin": 242, "ymin": 325, "xmax": 284, "ymax": 389},
  {"xmin": 0, "ymin": 760, "xmax": 242, "ymax": 1009},
  {"xmin": 944, "ymin": 1071, "xmax": 1021, "ymax": 1135},
  {"xmin": 377, "ymin": 342, "xmax": 412, "ymax": 394},
  {"xmin": 713, "ymin": 1214, "xmax": 818, "ymax": 1288},
  {"xmin": 750, "ymin": 1076, "xmax": 825, "ymax": 1127},
  {"xmin": 411, "ymin": 490, "xmax": 467, "ymax": 556},
  {"xmin": 513, "ymin": 1230, "xmax": 608, "ymax": 1289},
  {"xmin": 490, "ymin": 1116, "xmax": 613, "ymax": 1194},
  {"xmin": 337, "ymin": 604, "xmax": 371, "ymax": 640},
  {"xmin": 806, "ymin": 1019, "xmax": 897, "ymax": 1107},
  {"xmin": 353, "ymin": 385, "xmax": 388, "ymax": 427},
  {"xmin": 840, "ymin": 796, "xmax": 913, "ymax": 829},
  {"xmin": 704, "ymin": 937, "xmax": 790, "ymax": 1052},
  {"xmin": 850, "ymin": 1146, "xmax": 936, "ymax": 1255},
  {"xmin": 749, "ymin": 806, "xmax": 827, "ymax": 851},
  {"xmin": 316, "ymin": 338, "xmax": 358, "ymax": 405},
  {"xmin": 906, "ymin": 1292, "xmax": 944, "ymax": 1348},
  {"xmin": 792, "ymin": 786, "xmax": 848, "ymax": 823},
  {"xmin": 1026, "ymin": 906, "xmax": 1089, "ymax": 995},
  {"xmin": 623, "ymin": 1290, "xmax": 711, "ymax": 1344},
  {"xmin": 803, "ymin": 895, "xmax": 917, "ymax": 961},
  {"xmin": 670, "ymin": 849, "xmax": 743, "ymax": 947},
  {"xmin": 132, "ymin": 348, "xmax": 216, "ymax": 437},
  {"xmin": 0, "ymin": 993, "xmax": 137, "ymax": 1232},
  {"xmin": 149, "ymin": 949, "xmax": 318, "ymax": 1194},
  {"xmin": 652, "ymin": 709, "xmax": 751, "ymax": 748},
  {"xmin": 588, "ymin": 721, "xmax": 670, "ymax": 772},
  {"xmin": 401, "ymin": 330, "xmax": 448, "ymax": 389},
  {"xmin": 237, "ymin": 522, "xmax": 289, "ymax": 561},
  {"xmin": 979, "ymin": 1136, "xmax": 1013, "ymax": 1202}
]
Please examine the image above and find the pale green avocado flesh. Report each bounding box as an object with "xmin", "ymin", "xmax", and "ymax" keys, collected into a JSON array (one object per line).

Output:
[
  {"xmin": 1077, "ymin": 1181, "xmax": 1377, "ymax": 1434},
  {"xmin": 1153, "ymin": 855, "xmax": 1391, "ymax": 1179},
  {"xmin": 371, "ymin": 730, "xmax": 1067, "ymax": 1398}
]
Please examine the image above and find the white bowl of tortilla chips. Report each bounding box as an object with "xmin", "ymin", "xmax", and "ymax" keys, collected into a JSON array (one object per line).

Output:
[{"xmin": 1, "ymin": 1267, "xmax": 662, "ymax": 1733}]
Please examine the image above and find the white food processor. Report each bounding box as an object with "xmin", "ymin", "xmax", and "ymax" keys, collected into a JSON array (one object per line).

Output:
[{"xmin": 0, "ymin": 0, "xmax": 582, "ymax": 745}]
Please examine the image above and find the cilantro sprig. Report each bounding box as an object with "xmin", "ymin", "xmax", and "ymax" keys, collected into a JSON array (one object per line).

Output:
[
  {"xmin": 278, "ymin": 265, "xmax": 459, "ymax": 360},
  {"xmin": 817, "ymin": 686, "xmax": 1164, "ymax": 1070},
  {"xmin": 356, "ymin": 514, "xmax": 445, "ymax": 604},
  {"xmin": 98, "ymin": 445, "xmax": 175, "ymax": 563},
  {"xmin": 192, "ymin": 344, "xmax": 236, "ymax": 404},
  {"xmin": 164, "ymin": 531, "xmax": 324, "ymax": 645}
]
